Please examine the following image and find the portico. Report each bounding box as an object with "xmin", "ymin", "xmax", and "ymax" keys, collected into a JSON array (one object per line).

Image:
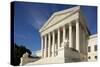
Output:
[
  {"xmin": 41, "ymin": 20, "xmax": 80, "ymax": 58},
  {"xmin": 39, "ymin": 6, "xmax": 89, "ymax": 63}
]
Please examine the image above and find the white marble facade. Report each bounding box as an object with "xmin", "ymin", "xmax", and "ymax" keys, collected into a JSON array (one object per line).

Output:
[{"xmin": 39, "ymin": 6, "xmax": 90, "ymax": 63}]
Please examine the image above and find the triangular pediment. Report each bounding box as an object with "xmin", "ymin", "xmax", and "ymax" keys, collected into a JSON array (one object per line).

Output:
[{"xmin": 39, "ymin": 6, "xmax": 80, "ymax": 32}]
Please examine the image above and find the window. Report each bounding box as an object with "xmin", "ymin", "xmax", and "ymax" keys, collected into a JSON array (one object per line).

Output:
[
  {"xmin": 94, "ymin": 45, "xmax": 97, "ymax": 51},
  {"xmin": 88, "ymin": 56, "xmax": 91, "ymax": 59},
  {"xmin": 88, "ymin": 46, "xmax": 91, "ymax": 52},
  {"xmin": 95, "ymin": 56, "xmax": 97, "ymax": 59}
]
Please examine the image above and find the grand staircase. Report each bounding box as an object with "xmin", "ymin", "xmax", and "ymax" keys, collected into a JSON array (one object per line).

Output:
[
  {"xmin": 25, "ymin": 40, "xmax": 87, "ymax": 65},
  {"xmin": 25, "ymin": 56, "xmax": 64, "ymax": 65}
]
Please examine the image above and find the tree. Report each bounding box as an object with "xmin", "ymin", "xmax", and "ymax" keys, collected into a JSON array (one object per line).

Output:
[{"xmin": 11, "ymin": 43, "xmax": 32, "ymax": 66}]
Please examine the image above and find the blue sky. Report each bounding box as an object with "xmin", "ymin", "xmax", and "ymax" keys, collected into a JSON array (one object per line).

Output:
[{"xmin": 14, "ymin": 1, "xmax": 97, "ymax": 52}]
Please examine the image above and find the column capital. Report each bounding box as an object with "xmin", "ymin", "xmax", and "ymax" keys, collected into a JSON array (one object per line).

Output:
[
  {"xmin": 68, "ymin": 22, "xmax": 73, "ymax": 27},
  {"xmin": 75, "ymin": 19, "xmax": 79, "ymax": 23}
]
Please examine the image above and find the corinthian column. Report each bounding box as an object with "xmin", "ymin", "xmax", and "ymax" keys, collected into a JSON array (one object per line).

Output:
[
  {"xmin": 69, "ymin": 23, "xmax": 72, "ymax": 48},
  {"xmin": 63, "ymin": 26, "xmax": 65, "ymax": 47},
  {"xmin": 58, "ymin": 28, "xmax": 60, "ymax": 49},
  {"xmin": 48, "ymin": 33, "xmax": 51, "ymax": 57},
  {"xmin": 41, "ymin": 36, "xmax": 44, "ymax": 58},
  {"xmin": 76, "ymin": 20, "xmax": 80, "ymax": 52},
  {"xmin": 44, "ymin": 35, "xmax": 47, "ymax": 57},
  {"xmin": 52, "ymin": 31, "xmax": 55, "ymax": 56}
]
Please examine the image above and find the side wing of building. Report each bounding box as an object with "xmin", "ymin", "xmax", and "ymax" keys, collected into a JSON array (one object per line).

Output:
[{"xmin": 88, "ymin": 34, "xmax": 97, "ymax": 61}]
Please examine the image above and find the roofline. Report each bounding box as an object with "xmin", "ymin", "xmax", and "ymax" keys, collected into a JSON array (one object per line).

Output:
[
  {"xmin": 89, "ymin": 34, "xmax": 97, "ymax": 39},
  {"xmin": 39, "ymin": 6, "xmax": 80, "ymax": 32},
  {"xmin": 79, "ymin": 10, "xmax": 91, "ymax": 35}
]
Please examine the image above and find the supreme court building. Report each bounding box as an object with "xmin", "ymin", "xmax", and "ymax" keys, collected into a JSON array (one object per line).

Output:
[{"xmin": 33, "ymin": 6, "xmax": 97, "ymax": 64}]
